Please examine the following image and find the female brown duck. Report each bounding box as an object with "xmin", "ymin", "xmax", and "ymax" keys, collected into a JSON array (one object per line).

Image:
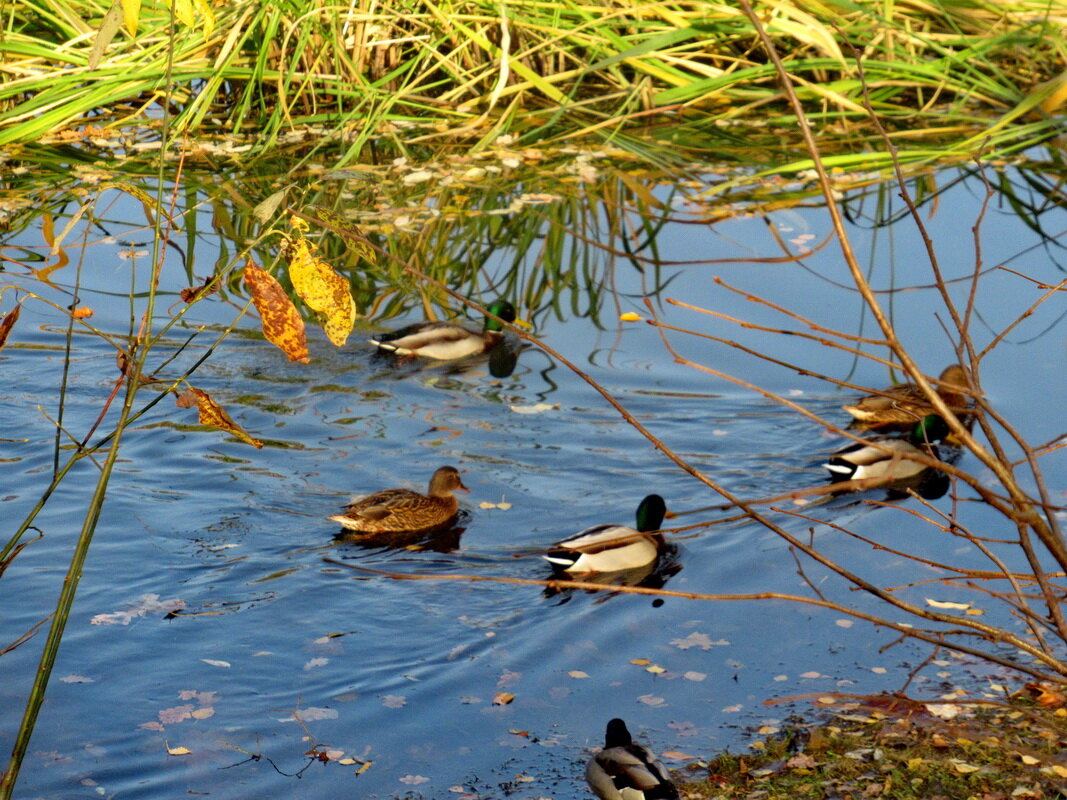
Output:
[
  {"xmin": 843, "ymin": 363, "xmax": 972, "ymax": 430},
  {"xmin": 329, "ymin": 466, "xmax": 468, "ymax": 534}
]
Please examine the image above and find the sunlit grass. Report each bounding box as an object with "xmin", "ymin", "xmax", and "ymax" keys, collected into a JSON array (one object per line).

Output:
[{"xmin": 1, "ymin": 0, "xmax": 1065, "ymax": 164}]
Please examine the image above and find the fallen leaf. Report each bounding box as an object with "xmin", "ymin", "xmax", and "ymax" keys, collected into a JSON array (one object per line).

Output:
[
  {"xmin": 303, "ymin": 657, "xmax": 329, "ymax": 670},
  {"xmin": 637, "ymin": 694, "xmax": 664, "ymax": 706},
  {"xmin": 399, "ymin": 774, "xmax": 430, "ymax": 785},
  {"xmin": 925, "ymin": 704, "xmax": 960, "ymax": 720},
  {"xmin": 278, "ymin": 707, "xmax": 338, "ymax": 723},
  {"xmin": 1019, "ymin": 754, "xmax": 1040, "ymax": 765},
  {"xmin": 660, "ymin": 750, "xmax": 697, "ymax": 761},
  {"xmin": 950, "ymin": 759, "xmax": 980, "ymax": 774},
  {"xmin": 683, "ymin": 671, "xmax": 706, "ymax": 681},
  {"xmin": 493, "ymin": 692, "xmax": 515, "ymax": 705},
  {"xmin": 567, "ymin": 670, "xmax": 590, "ymax": 679},
  {"xmin": 645, "ymin": 665, "xmax": 666, "ymax": 674},
  {"xmin": 381, "ymin": 695, "xmax": 407, "ymax": 708},
  {"xmin": 191, "ymin": 708, "xmax": 214, "ymax": 720},
  {"xmin": 619, "ymin": 312, "xmax": 644, "ymax": 322},
  {"xmin": 787, "ymin": 753, "xmax": 818, "ymax": 769},
  {"xmin": 630, "ymin": 658, "xmax": 651, "ymax": 666},
  {"xmin": 925, "ymin": 598, "xmax": 971, "ymax": 610},
  {"xmin": 201, "ymin": 658, "xmax": 230, "ymax": 668},
  {"xmin": 670, "ymin": 632, "xmax": 727, "ymax": 651},
  {"xmin": 508, "ymin": 403, "xmax": 559, "ymax": 415},
  {"xmin": 71, "ymin": 307, "xmax": 94, "ymax": 319},
  {"xmin": 166, "ymin": 745, "xmax": 191, "ymax": 756}
]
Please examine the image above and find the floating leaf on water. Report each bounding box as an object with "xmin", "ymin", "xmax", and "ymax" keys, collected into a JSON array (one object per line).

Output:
[
  {"xmin": 645, "ymin": 664, "xmax": 666, "ymax": 674},
  {"xmin": 381, "ymin": 695, "xmax": 407, "ymax": 708},
  {"xmin": 493, "ymin": 692, "xmax": 515, "ymax": 705},
  {"xmin": 683, "ymin": 671, "xmax": 706, "ymax": 682},
  {"xmin": 279, "ymin": 707, "xmax": 338, "ymax": 723},
  {"xmin": 567, "ymin": 670, "xmax": 589, "ymax": 679},
  {"xmin": 835, "ymin": 619, "xmax": 854, "ymax": 628},
  {"xmin": 71, "ymin": 307, "xmax": 93, "ymax": 319},
  {"xmin": 399, "ymin": 774, "xmax": 430, "ymax": 785},
  {"xmin": 59, "ymin": 674, "xmax": 94, "ymax": 683},
  {"xmin": 243, "ymin": 261, "xmax": 310, "ymax": 363},
  {"xmin": 508, "ymin": 403, "xmax": 559, "ymax": 415},
  {"xmin": 925, "ymin": 598, "xmax": 971, "ymax": 610},
  {"xmin": 166, "ymin": 745, "xmax": 191, "ymax": 756},
  {"xmin": 201, "ymin": 658, "xmax": 230, "ymax": 668},
  {"xmin": 670, "ymin": 632, "xmax": 727, "ymax": 650},
  {"xmin": 619, "ymin": 312, "xmax": 644, "ymax": 322},
  {"xmin": 303, "ymin": 657, "xmax": 329, "ymax": 671},
  {"xmin": 176, "ymin": 386, "xmax": 264, "ymax": 449},
  {"xmin": 637, "ymin": 694, "xmax": 664, "ymax": 706},
  {"xmin": 630, "ymin": 658, "xmax": 651, "ymax": 666}
]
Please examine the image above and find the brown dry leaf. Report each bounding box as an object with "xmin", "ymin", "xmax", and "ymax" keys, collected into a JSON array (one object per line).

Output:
[
  {"xmin": 630, "ymin": 658, "xmax": 651, "ymax": 666},
  {"xmin": 180, "ymin": 276, "xmax": 221, "ymax": 304},
  {"xmin": 786, "ymin": 753, "xmax": 818, "ymax": 769},
  {"xmin": 175, "ymin": 387, "xmax": 263, "ymax": 449},
  {"xmin": 0, "ymin": 304, "xmax": 21, "ymax": 351},
  {"xmin": 1023, "ymin": 682, "xmax": 1066, "ymax": 708},
  {"xmin": 492, "ymin": 692, "xmax": 515, "ymax": 706},
  {"xmin": 243, "ymin": 261, "xmax": 310, "ymax": 363},
  {"xmin": 284, "ymin": 235, "xmax": 356, "ymax": 347}
]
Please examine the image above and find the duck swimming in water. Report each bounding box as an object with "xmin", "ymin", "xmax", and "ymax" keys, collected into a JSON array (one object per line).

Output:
[
  {"xmin": 371, "ymin": 299, "xmax": 516, "ymax": 360},
  {"xmin": 329, "ymin": 466, "xmax": 468, "ymax": 534}
]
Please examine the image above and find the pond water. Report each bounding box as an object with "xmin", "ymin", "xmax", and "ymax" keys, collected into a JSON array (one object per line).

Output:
[{"xmin": 1, "ymin": 157, "xmax": 1064, "ymax": 799}]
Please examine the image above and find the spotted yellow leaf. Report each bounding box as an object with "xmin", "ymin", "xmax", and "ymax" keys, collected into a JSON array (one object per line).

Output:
[
  {"xmin": 285, "ymin": 236, "xmax": 356, "ymax": 347},
  {"xmin": 243, "ymin": 261, "xmax": 310, "ymax": 363}
]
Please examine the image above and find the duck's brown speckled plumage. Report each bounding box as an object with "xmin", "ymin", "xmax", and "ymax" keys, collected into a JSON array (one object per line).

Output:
[
  {"xmin": 329, "ymin": 466, "xmax": 468, "ymax": 534},
  {"xmin": 843, "ymin": 364, "xmax": 972, "ymax": 430}
]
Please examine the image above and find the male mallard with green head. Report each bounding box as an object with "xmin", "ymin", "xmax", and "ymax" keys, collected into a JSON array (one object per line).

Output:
[
  {"xmin": 586, "ymin": 718, "xmax": 679, "ymax": 800},
  {"xmin": 824, "ymin": 415, "xmax": 948, "ymax": 483},
  {"xmin": 371, "ymin": 299, "xmax": 516, "ymax": 360},
  {"xmin": 843, "ymin": 363, "xmax": 972, "ymax": 430},
  {"xmin": 544, "ymin": 495, "xmax": 668, "ymax": 574},
  {"xmin": 329, "ymin": 466, "xmax": 468, "ymax": 534}
]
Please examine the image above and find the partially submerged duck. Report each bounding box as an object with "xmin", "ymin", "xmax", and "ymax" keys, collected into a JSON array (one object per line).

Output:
[
  {"xmin": 586, "ymin": 718, "xmax": 679, "ymax": 800},
  {"xmin": 329, "ymin": 466, "xmax": 468, "ymax": 534},
  {"xmin": 544, "ymin": 494, "xmax": 667, "ymax": 574},
  {"xmin": 824, "ymin": 415, "xmax": 949, "ymax": 483},
  {"xmin": 371, "ymin": 299, "xmax": 516, "ymax": 360},
  {"xmin": 843, "ymin": 363, "xmax": 972, "ymax": 430}
]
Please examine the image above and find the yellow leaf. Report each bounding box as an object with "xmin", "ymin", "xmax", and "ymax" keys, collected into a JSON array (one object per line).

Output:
[
  {"xmin": 285, "ymin": 236, "xmax": 356, "ymax": 347},
  {"xmin": 925, "ymin": 598, "xmax": 970, "ymax": 610},
  {"xmin": 176, "ymin": 387, "xmax": 263, "ymax": 449},
  {"xmin": 172, "ymin": 0, "xmax": 195, "ymax": 27},
  {"xmin": 645, "ymin": 665, "xmax": 666, "ymax": 674},
  {"xmin": 492, "ymin": 692, "xmax": 515, "ymax": 705},
  {"xmin": 949, "ymin": 759, "xmax": 980, "ymax": 774},
  {"xmin": 121, "ymin": 0, "xmax": 140, "ymax": 35},
  {"xmin": 1020, "ymin": 754, "xmax": 1040, "ymax": 765},
  {"xmin": 243, "ymin": 261, "xmax": 310, "ymax": 363},
  {"xmin": 166, "ymin": 745, "xmax": 191, "ymax": 756},
  {"xmin": 1046, "ymin": 764, "xmax": 1067, "ymax": 777},
  {"xmin": 619, "ymin": 312, "xmax": 644, "ymax": 322},
  {"xmin": 630, "ymin": 658, "xmax": 651, "ymax": 666}
]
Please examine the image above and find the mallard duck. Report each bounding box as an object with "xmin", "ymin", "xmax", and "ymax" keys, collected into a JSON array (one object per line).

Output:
[
  {"xmin": 824, "ymin": 415, "xmax": 949, "ymax": 483},
  {"xmin": 843, "ymin": 363, "xmax": 972, "ymax": 430},
  {"xmin": 328, "ymin": 466, "xmax": 468, "ymax": 534},
  {"xmin": 371, "ymin": 299, "xmax": 516, "ymax": 360},
  {"xmin": 544, "ymin": 495, "xmax": 667, "ymax": 574},
  {"xmin": 586, "ymin": 718, "xmax": 679, "ymax": 800}
]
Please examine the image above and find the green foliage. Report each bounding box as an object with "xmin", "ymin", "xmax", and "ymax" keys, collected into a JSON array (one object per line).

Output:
[{"xmin": 1, "ymin": 0, "xmax": 1065, "ymax": 161}]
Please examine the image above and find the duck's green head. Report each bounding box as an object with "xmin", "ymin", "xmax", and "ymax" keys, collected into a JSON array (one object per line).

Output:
[
  {"xmin": 911, "ymin": 414, "xmax": 949, "ymax": 444},
  {"xmin": 635, "ymin": 494, "xmax": 667, "ymax": 532},
  {"xmin": 482, "ymin": 299, "xmax": 517, "ymax": 332}
]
